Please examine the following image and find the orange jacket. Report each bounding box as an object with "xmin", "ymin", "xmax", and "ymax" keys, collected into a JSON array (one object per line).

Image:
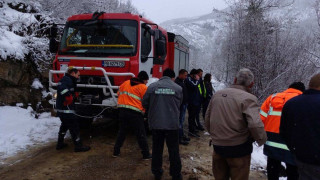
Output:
[
  {"xmin": 117, "ymin": 79, "xmax": 147, "ymax": 113},
  {"xmin": 260, "ymin": 88, "xmax": 302, "ymax": 133}
]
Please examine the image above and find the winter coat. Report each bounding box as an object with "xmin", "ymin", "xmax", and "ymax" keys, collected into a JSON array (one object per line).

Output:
[
  {"xmin": 205, "ymin": 85, "xmax": 267, "ymax": 147},
  {"xmin": 260, "ymin": 88, "xmax": 302, "ymax": 165},
  {"xmin": 142, "ymin": 77, "xmax": 183, "ymax": 130},
  {"xmin": 117, "ymin": 78, "xmax": 148, "ymax": 114},
  {"xmin": 175, "ymin": 77, "xmax": 188, "ymax": 105},
  {"xmin": 185, "ymin": 76, "xmax": 201, "ymax": 106},
  {"xmin": 203, "ymin": 81, "xmax": 213, "ymax": 103},
  {"xmin": 280, "ymin": 89, "xmax": 320, "ymax": 166},
  {"xmin": 56, "ymin": 73, "xmax": 77, "ymax": 117}
]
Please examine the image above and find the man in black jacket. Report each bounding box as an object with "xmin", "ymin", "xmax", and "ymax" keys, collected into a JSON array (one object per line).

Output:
[
  {"xmin": 175, "ymin": 69, "xmax": 190, "ymax": 145},
  {"xmin": 143, "ymin": 68, "xmax": 183, "ymax": 180},
  {"xmin": 186, "ymin": 69, "xmax": 201, "ymax": 137},
  {"xmin": 280, "ymin": 73, "xmax": 320, "ymax": 179},
  {"xmin": 56, "ymin": 68, "xmax": 90, "ymax": 152}
]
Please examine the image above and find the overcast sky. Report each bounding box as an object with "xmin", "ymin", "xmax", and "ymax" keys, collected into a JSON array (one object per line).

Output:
[{"xmin": 130, "ymin": 0, "xmax": 227, "ymax": 23}]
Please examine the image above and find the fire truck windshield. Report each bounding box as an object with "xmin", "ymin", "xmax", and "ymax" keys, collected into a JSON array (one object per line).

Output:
[{"xmin": 59, "ymin": 19, "xmax": 138, "ymax": 56}]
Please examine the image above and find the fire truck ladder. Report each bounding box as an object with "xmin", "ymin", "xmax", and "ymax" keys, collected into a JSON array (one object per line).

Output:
[{"xmin": 49, "ymin": 67, "xmax": 135, "ymax": 107}]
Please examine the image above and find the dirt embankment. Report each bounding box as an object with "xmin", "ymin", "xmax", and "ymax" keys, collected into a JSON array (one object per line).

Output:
[{"xmin": 0, "ymin": 122, "xmax": 267, "ymax": 180}]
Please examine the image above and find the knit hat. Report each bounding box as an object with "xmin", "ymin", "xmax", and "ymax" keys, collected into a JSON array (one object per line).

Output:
[
  {"xmin": 289, "ymin": 82, "xmax": 305, "ymax": 92},
  {"xmin": 138, "ymin": 71, "xmax": 149, "ymax": 81}
]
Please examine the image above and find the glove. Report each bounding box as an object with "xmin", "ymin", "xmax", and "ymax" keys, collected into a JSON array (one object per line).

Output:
[
  {"xmin": 63, "ymin": 94, "xmax": 73, "ymax": 106},
  {"xmin": 75, "ymin": 92, "xmax": 80, "ymax": 98}
]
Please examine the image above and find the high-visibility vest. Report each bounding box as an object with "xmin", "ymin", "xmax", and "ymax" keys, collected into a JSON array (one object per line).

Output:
[
  {"xmin": 198, "ymin": 82, "xmax": 207, "ymax": 98},
  {"xmin": 117, "ymin": 80, "xmax": 147, "ymax": 113},
  {"xmin": 260, "ymin": 88, "xmax": 302, "ymax": 150}
]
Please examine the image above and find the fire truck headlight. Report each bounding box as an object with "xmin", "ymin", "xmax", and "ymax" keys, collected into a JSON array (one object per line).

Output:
[
  {"xmin": 60, "ymin": 64, "xmax": 68, "ymax": 71},
  {"xmin": 53, "ymin": 93, "xmax": 57, "ymax": 99}
]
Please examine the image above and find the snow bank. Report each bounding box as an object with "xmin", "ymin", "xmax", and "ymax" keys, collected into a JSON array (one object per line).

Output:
[
  {"xmin": 0, "ymin": 106, "xmax": 60, "ymax": 162},
  {"xmin": 251, "ymin": 145, "xmax": 267, "ymax": 169},
  {"xmin": 211, "ymin": 76, "xmax": 226, "ymax": 92}
]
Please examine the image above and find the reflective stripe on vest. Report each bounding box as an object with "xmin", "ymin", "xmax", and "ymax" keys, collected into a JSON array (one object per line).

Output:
[
  {"xmin": 118, "ymin": 104, "xmax": 143, "ymax": 113},
  {"xmin": 203, "ymin": 82, "xmax": 207, "ymax": 98},
  {"xmin": 56, "ymin": 109, "xmax": 75, "ymax": 114},
  {"xmin": 198, "ymin": 84, "xmax": 203, "ymax": 95},
  {"xmin": 269, "ymin": 111, "xmax": 282, "ymax": 116},
  {"xmin": 260, "ymin": 110, "xmax": 268, "ymax": 118},
  {"xmin": 265, "ymin": 141, "xmax": 289, "ymax": 151},
  {"xmin": 61, "ymin": 89, "xmax": 69, "ymax": 95},
  {"xmin": 119, "ymin": 91, "xmax": 141, "ymax": 101}
]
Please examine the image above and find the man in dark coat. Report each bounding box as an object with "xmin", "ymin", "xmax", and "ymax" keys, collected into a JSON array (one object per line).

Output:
[
  {"xmin": 142, "ymin": 68, "xmax": 183, "ymax": 180},
  {"xmin": 280, "ymin": 73, "xmax": 320, "ymax": 180},
  {"xmin": 56, "ymin": 68, "xmax": 90, "ymax": 152},
  {"xmin": 175, "ymin": 69, "xmax": 190, "ymax": 145},
  {"xmin": 185, "ymin": 69, "xmax": 201, "ymax": 137}
]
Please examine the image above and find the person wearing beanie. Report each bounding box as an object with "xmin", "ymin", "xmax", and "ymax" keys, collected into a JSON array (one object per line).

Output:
[
  {"xmin": 260, "ymin": 82, "xmax": 305, "ymax": 180},
  {"xmin": 113, "ymin": 71, "xmax": 151, "ymax": 160}
]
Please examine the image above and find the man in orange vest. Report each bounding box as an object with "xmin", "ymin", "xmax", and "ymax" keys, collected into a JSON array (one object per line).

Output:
[
  {"xmin": 113, "ymin": 71, "xmax": 151, "ymax": 160},
  {"xmin": 260, "ymin": 82, "xmax": 305, "ymax": 180}
]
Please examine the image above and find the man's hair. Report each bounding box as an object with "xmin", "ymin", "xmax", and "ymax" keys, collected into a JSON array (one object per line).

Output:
[
  {"xmin": 163, "ymin": 68, "xmax": 176, "ymax": 78},
  {"xmin": 235, "ymin": 68, "xmax": 254, "ymax": 86},
  {"xmin": 309, "ymin": 73, "xmax": 320, "ymax": 89},
  {"xmin": 289, "ymin": 82, "xmax": 305, "ymax": 92},
  {"xmin": 67, "ymin": 68, "xmax": 79, "ymax": 74},
  {"xmin": 190, "ymin": 69, "xmax": 199, "ymax": 75},
  {"xmin": 138, "ymin": 71, "xmax": 149, "ymax": 81},
  {"xmin": 179, "ymin": 69, "xmax": 188, "ymax": 75},
  {"xmin": 197, "ymin": 69, "xmax": 203, "ymax": 73}
]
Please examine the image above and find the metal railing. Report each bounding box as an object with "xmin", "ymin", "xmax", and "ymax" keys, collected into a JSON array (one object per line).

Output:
[{"xmin": 49, "ymin": 67, "xmax": 135, "ymax": 106}]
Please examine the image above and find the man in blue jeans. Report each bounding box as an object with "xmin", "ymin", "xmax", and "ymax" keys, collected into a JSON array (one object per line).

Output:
[{"xmin": 175, "ymin": 69, "xmax": 190, "ymax": 145}]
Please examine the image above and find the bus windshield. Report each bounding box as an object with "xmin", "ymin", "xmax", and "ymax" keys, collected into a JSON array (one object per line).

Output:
[{"xmin": 59, "ymin": 19, "xmax": 138, "ymax": 56}]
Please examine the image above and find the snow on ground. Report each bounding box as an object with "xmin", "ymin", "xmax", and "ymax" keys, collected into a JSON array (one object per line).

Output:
[
  {"xmin": 0, "ymin": 106, "xmax": 60, "ymax": 163},
  {"xmin": 31, "ymin": 78, "xmax": 44, "ymax": 89}
]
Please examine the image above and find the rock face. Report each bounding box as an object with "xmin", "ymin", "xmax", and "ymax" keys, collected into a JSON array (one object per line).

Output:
[{"xmin": 0, "ymin": 60, "xmax": 46, "ymax": 108}]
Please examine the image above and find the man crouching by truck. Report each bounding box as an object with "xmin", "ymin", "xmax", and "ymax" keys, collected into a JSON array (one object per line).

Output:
[
  {"xmin": 56, "ymin": 68, "xmax": 91, "ymax": 152},
  {"xmin": 113, "ymin": 71, "xmax": 151, "ymax": 160}
]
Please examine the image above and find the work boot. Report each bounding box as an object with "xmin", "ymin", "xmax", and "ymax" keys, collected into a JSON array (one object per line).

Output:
[
  {"xmin": 74, "ymin": 141, "xmax": 91, "ymax": 152},
  {"xmin": 143, "ymin": 154, "xmax": 152, "ymax": 160},
  {"xmin": 183, "ymin": 136, "xmax": 190, "ymax": 141},
  {"xmin": 179, "ymin": 139, "xmax": 189, "ymax": 146},
  {"xmin": 56, "ymin": 143, "xmax": 68, "ymax": 150},
  {"xmin": 112, "ymin": 149, "xmax": 120, "ymax": 158}
]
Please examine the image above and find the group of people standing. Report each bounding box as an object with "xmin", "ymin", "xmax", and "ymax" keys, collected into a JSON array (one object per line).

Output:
[
  {"xmin": 55, "ymin": 67, "xmax": 320, "ymax": 180},
  {"xmin": 175, "ymin": 68, "xmax": 214, "ymax": 145}
]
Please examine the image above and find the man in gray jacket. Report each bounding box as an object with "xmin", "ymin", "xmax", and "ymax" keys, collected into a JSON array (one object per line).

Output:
[
  {"xmin": 205, "ymin": 68, "xmax": 267, "ymax": 180},
  {"xmin": 142, "ymin": 68, "xmax": 183, "ymax": 180}
]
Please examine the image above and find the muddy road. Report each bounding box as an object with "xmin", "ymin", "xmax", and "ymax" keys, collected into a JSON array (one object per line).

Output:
[{"xmin": 0, "ymin": 121, "xmax": 267, "ymax": 180}]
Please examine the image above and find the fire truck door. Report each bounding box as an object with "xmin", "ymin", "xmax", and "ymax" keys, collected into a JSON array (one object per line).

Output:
[{"xmin": 139, "ymin": 22, "xmax": 154, "ymax": 77}]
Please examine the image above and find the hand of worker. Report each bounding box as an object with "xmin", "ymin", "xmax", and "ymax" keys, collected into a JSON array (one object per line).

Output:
[
  {"xmin": 63, "ymin": 94, "xmax": 73, "ymax": 106},
  {"xmin": 74, "ymin": 92, "xmax": 80, "ymax": 98}
]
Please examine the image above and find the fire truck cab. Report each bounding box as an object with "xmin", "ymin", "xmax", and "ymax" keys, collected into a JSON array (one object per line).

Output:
[{"xmin": 48, "ymin": 12, "xmax": 189, "ymax": 117}]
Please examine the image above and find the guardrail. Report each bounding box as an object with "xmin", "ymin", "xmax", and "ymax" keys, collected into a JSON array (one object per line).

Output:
[{"xmin": 49, "ymin": 67, "xmax": 135, "ymax": 106}]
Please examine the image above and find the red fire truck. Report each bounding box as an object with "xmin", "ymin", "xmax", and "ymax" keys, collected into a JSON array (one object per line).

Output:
[{"xmin": 48, "ymin": 12, "xmax": 189, "ymax": 119}]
